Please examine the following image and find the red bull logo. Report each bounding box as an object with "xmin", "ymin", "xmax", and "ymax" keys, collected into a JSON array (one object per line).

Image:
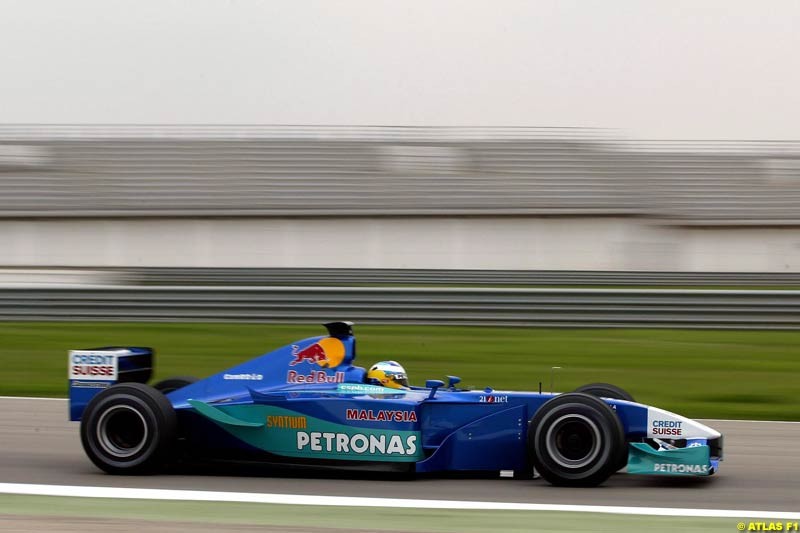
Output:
[
  {"xmin": 289, "ymin": 337, "xmax": 346, "ymax": 368},
  {"xmin": 287, "ymin": 370, "xmax": 345, "ymax": 384}
]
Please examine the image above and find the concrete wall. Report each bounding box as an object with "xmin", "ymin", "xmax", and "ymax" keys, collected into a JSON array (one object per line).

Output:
[{"xmin": 4, "ymin": 217, "xmax": 800, "ymax": 271}]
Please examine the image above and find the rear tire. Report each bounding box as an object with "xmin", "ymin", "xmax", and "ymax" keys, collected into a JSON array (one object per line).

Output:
[
  {"xmin": 80, "ymin": 383, "xmax": 177, "ymax": 474},
  {"xmin": 152, "ymin": 376, "xmax": 198, "ymax": 394},
  {"xmin": 528, "ymin": 393, "xmax": 625, "ymax": 487}
]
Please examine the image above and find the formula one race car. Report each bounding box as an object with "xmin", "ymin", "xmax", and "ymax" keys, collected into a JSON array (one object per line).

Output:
[{"xmin": 68, "ymin": 322, "xmax": 723, "ymax": 486}]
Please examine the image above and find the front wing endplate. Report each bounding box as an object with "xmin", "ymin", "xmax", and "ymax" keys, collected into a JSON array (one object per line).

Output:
[{"xmin": 627, "ymin": 443, "xmax": 717, "ymax": 476}]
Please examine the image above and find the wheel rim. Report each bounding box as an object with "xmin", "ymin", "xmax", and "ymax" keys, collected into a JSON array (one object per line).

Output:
[
  {"xmin": 96, "ymin": 405, "xmax": 148, "ymax": 458},
  {"xmin": 544, "ymin": 414, "xmax": 601, "ymax": 469}
]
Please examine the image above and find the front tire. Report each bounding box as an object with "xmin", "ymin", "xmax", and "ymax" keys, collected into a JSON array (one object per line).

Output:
[
  {"xmin": 80, "ymin": 383, "xmax": 177, "ymax": 474},
  {"xmin": 528, "ymin": 393, "xmax": 625, "ymax": 487},
  {"xmin": 574, "ymin": 382, "xmax": 635, "ymax": 402},
  {"xmin": 574, "ymin": 383, "xmax": 634, "ymax": 471}
]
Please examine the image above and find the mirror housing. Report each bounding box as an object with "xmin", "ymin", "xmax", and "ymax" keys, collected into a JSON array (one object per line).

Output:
[
  {"xmin": 426, "ymin": 379, "xmax": 445, "ymax": 399},
  {"xmin": 446, "ymin": 375, "xmax": 461, "ymax": 389}
]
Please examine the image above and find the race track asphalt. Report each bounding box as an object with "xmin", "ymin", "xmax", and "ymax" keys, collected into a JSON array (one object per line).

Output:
[{"xmin": 1, "ymin": 397, "xmax": 797, "ymax": 512}]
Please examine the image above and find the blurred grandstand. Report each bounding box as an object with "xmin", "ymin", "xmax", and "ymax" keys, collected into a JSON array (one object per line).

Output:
[
  {"xmin": 2, "ymin": 124, "xmax": 799, "ymax": 223},
  {"xmin": 2, "ymin": 125, "xmax": 800, "ymax": 325}
]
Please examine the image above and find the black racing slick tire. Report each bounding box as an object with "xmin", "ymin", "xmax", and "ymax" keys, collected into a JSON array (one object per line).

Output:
[
  {"xmin": 80, "ymin": 383, "xmax": 177, "ymax": 474},
  {"xmin": 528, "ymin": 393, "xmax": 625, "ymax": 487},
  {"xmin": 152, "ymin": 376, "xmax": 198, "ymax": 394},
  {"xmin": 574, "ymin": 382, "xmax": 635, "ymax": 403},
  {"xmin": 574, "ymin": 383, "xmax": 634, "ymax": 471}
]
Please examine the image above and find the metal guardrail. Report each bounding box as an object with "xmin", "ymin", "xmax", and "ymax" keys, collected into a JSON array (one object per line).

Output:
[{"xmin": 2, "ymin": 286, "xmax": 799, "ymax": 329}]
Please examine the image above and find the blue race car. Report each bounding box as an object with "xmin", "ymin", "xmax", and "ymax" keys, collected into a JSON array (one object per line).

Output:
[{"xmin": 68, "ymin": 322, "xmax": 723, "ymax": 486}]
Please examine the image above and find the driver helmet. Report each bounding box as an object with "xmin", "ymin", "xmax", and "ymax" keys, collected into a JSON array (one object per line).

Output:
[{"xmin": 367, "ymin": 361, "xmax": 410, "ymax": 389}]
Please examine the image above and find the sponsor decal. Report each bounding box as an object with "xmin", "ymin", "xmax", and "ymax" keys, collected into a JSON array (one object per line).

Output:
[
  {"xmin": 651, "ymin": 419, "xmax": 683, "ymax": 436},
  {"xmin": 267, "ymin": 415, "xmax": 307, "ymax": 429},
  {"xmin": 287, "ymin": 370, "xmax": 345, "ymax": 384},
  {"xmin": 627, "ymin": 441, "xmax": 712, "ymax": 477},
  {"xmin": 69, "ymin": 381, "xmax": 112, "ymax": 389},
  {"xmin": 653, "ymin": 463, "xmax": 708, "ymax": 474},
  {"xmin": 645, "ymin": 407, "xmax": 719, "ymax": 440},
  {"xmin": 223, "ymin": 373, "xmax": 263, "ymax": 381},
  {"xmin": 289, "ymin": 338, "xmax": 346, "ymax": 368},
  {"xmin": 336, "ymin": 383, "xmax": 403, "ymax": 395},
  {"xmin": 479, "ymin": 395, "xmax": 508, "ymax": 404},
  {"xmin": 68, "ymin": 351, "xmax": 118, "ymax": 381},
  {"xmin": 345, "ymin": 409, "xmax": 417, "ymax": 423},
  {"xmin": 297, "ymin": 431, "xmax": 418, "ymax": 456},
  {"xmin": 202, "ymin": 405, "xmax": 422, "ymax": 462}
]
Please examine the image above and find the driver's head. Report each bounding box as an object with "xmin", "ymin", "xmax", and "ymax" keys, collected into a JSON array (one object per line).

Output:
[{"xmin": 367, "ymin": 361, "xmax": 409, "ymax": 389}]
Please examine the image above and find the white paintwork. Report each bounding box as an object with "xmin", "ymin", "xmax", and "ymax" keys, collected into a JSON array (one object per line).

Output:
[
  {"xmin": 0, "ymin": 269, "xmax": 125, "ymax": 286},
  {"xmin": 2, "ymin": 217, "xmax": 800, "ymax": 271},
  {"xmin": 647, "ymin": 406, "xmax": 722, "ymax": 440}
]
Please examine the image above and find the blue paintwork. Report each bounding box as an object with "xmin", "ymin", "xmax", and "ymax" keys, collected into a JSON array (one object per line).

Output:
[
  {"xmin": 161, "ymin": 327, "xmax": 655, "ymax": 472},
  {"xmin": 69, "ymin": 383, "xmax": 110, "ymax": 421},
  {"xmin": 68, "ymin": 325, "xmax": 717, "ymax": 476}
]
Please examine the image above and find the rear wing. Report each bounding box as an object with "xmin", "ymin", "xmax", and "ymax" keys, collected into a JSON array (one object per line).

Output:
[{"xmin": 68, "ymin": 347, "xmax": 153, "ymax": 421}]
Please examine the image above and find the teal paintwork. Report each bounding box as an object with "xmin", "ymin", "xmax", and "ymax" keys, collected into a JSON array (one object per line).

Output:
[
  {"xmin": 627, "ymin": 442, "xmax": 712, "ymax": 476},
  {"xmin": 194, "ymin": 403, "xmax": 423, "ymax": 462}
]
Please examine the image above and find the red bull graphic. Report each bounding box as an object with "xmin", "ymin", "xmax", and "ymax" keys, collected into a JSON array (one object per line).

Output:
[
  {"xmin": 289, "ymin": 338, "xmax": 346, "ymax": 368},
  {"xmin": 287, "ymin": 370, "xmax": 345, "ymax": 384}
]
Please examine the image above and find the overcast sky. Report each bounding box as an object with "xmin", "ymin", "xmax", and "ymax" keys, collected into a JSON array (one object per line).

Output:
[{"xmin": 1, "ymin": 0, "xmax": 798, "ymax": 139}]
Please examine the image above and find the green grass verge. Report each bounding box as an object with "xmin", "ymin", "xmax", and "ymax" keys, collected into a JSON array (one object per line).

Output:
[
  {"xmin": 2, "ymin": 322, "xmax": 798, "ymax": 420},
  {"xmin": 0, "ymin": 494, "xmax": 766, "ymax": 532}
]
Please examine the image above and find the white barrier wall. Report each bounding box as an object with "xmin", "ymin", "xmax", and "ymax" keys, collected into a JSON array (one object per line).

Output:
[{"xmin": 3, "ymin": 217, "xmax": 800, "ymax": 271}]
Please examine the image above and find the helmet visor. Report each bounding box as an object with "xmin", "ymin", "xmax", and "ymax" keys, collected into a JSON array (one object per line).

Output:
[{"xmin": 389, "ymin": 373, "xmax": 409, "ymax": 388}]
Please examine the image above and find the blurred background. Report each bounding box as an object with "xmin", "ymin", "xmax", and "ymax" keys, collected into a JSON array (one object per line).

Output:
[
  {"xmin": 1, "ymin": 124, "xmax": 800, "ymax": 327},
  {"xmin": 1, "ymin": 0, "xmax": 799, "ymax": 418}
]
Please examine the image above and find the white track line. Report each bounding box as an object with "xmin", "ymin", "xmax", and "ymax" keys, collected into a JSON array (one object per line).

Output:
[{"xmin": 0, "ymin": 483, "xmax": 798, "ymax": 519}]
